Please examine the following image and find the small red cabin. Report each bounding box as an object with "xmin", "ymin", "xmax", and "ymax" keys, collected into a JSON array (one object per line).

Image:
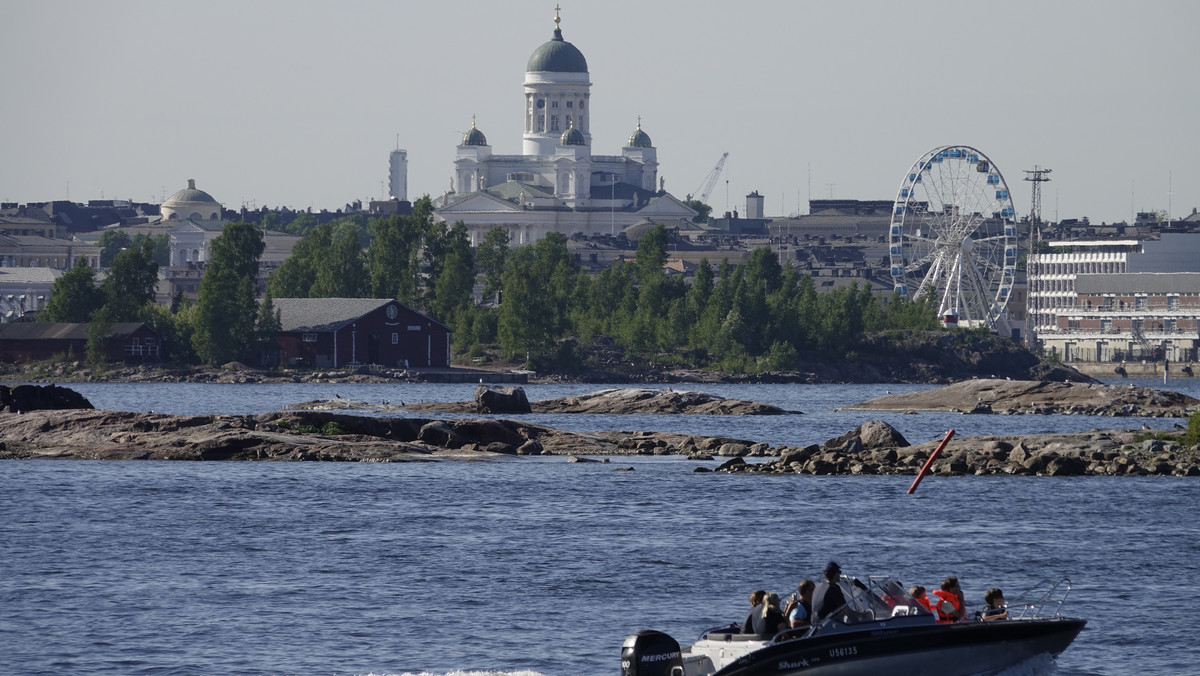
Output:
[{"xmin": 271, "ymin": 298, "xmax": 450, "ymax": 369}]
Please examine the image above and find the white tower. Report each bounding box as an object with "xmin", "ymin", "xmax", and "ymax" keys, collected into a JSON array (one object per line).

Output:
[
  {"xmin": 522, "ymin": 8, "xmax": 591, "ymax": 156},
  {"xmin": 389, "ymin": 149, "xmax": 408, "ymax": 201}
]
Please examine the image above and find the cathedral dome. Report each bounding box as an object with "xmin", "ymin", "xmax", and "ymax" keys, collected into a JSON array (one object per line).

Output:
[
  {"xmin": 164, "ymin": 179, "xmax": 217, "ymax": 205},
  {"xmin": 627, "ymin": 121, "xmax": 652, "ymax": 148},
  {"xmin": 462, "ymin": 120, "xmax": 488, "ymax": 146},
  {"xmin": 561, "ymin": 123, "xmax": 586, "ymax": 146},
  {"xmin": 161, "ymin": 179, "xmax": 222, "ymax": 221},
  {"xmin": 527, "ymin": 27, "xmax": 588, "ymax": 73}
]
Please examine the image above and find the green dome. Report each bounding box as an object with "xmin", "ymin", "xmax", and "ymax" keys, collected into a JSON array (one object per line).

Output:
[
  {"xmin": 527, "ymin": 28, "xmax": 588, "ymax": 73},
  {"xmin": 627, "ymin": 122, "xmax": 652, "ymax": 148},
  {"xmin": 165, "ymin": 180, "xmax": 217, "ymax": 204},
  {"xmin": 561, "ymin": 124, "xmax": 586, "ymax": 146},
  {"xmin": 462, "ymin": 121, "xmax": 488, "ymax": 146}
]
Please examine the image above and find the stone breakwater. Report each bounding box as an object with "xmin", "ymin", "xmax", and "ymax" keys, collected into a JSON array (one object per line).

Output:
[
  {"xmin": 845, "ymin": 379, "xmax": 1199, "ymax": 417},
  {"xmin": 699, "ymin": 420, "xmax": 1200, "ymax": 478}
]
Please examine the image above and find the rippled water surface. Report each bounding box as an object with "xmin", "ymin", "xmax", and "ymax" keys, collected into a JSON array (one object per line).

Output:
[{"xmin": 3, "ymin": 379, "xmax": 1199, "ymax": 675}]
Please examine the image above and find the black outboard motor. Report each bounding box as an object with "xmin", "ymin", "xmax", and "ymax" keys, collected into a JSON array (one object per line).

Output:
[{"xmin": 621, "ymin": 630, "xmax": 684, "ymax": 676}]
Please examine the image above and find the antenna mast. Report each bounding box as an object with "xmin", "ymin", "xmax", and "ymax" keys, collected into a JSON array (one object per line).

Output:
[{"xmin": 1024, "ymin": 166, "xmax": 1052, "ymax": 349}]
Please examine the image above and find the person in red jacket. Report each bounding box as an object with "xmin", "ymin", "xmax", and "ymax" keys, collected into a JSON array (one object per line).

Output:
[
  {"xmin": 931, "ymin": 576, "xmax": 966, "ymax": 622},
  {"xmin": 908, "ymin": 584, "xmax": 934, "ymax": 613}
]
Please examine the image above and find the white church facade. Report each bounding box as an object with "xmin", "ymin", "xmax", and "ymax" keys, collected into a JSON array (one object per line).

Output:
[{"xmin": 433, "ymin": 10, "xmax": 696, "ymax": 246}]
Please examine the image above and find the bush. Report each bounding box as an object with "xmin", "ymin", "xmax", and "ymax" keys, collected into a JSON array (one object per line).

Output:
[
  {"xmin": 321, "ymin": 421, "xmax": 345, "ymax": 436},
  {"xmin": 1187, "ymin": 411, "xmax": 1200, "ymax": 447}
]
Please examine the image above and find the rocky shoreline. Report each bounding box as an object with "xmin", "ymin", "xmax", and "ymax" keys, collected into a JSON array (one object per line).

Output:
[
  {"xmin": 845, "ymin": 379, "xmax": 1200, "ymax": 418},
  {"xmin": 396, "ymin": 386, "xmax": 796, "ymax": 415},
  {"xmin": 1, "ymin": 404, "xmax": 1196, "ymax": 477}
]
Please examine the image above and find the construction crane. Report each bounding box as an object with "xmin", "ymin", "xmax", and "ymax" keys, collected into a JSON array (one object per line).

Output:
[{"xmin": 687, "ymin": 152, "xmax": 728, "ymax": 203}]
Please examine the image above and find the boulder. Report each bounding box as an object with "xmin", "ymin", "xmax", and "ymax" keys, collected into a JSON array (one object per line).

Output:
[
  {"xmin": 824, "ymin": 420, "xmax": 909, "ymax": 450},
  {"xmin": 0, "ymin": 384, "xmax": 94, "ymax": 413},
  {"xmin": 474, "ymin": 385, "xmax": 532, "ymax": 414}
]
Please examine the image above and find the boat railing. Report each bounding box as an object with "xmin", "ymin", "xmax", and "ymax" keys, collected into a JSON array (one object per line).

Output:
[{"xmin": 1006, "ymin": 578, "xmax": 1073, "ymax": 620}]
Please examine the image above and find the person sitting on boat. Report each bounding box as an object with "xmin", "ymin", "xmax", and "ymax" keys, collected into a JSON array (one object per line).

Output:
[
  {"xmin": 753, "ymin": 592, "xmax": 788, "ymax": 636},
  {"xmin": 812, "ymin": 561, "xmax": 848, "ymax": 621},
  {"xmin": 931, "ymin": 576, "xmax": 967, "ymax": 622},
  {"xmin": 979, "ymin": 587, "xmax": 1008, "ymax": 621},
  {"xmin": 783, "ymin": 578, "xmax": 815, "ymax": 628},
  {"xmin": 909, "ymin": 584, "xmax": 934, "ymax": 613},
  {"xmin": 741, "ymin": 590, "xmax": 766, "ymax": 633}
]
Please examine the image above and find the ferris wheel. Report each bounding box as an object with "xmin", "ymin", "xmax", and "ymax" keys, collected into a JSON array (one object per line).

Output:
[{"xmin": 888, "ymin": 144, "xmax": 1018, "ymax": 329}]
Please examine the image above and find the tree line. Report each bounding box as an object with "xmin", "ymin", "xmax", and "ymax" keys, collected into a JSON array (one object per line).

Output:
[{"xmin": 41, "ymin": 195, "xmax": 939, "ymax": 370}]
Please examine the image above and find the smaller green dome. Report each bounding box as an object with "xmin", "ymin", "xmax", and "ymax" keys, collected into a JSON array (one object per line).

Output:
[
  {"xmin": 462, "ymin": 119, "xmax": 488, "ymax": 146},
  {"xmin": 561, "ymin": 123, "xmax": 586, "ymax": 146},
  {"xmin": 627, "ymin": 120, "xmax": 652, "ymax": 148}
]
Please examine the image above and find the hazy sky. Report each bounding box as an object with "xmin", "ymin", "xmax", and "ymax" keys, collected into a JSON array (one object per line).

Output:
[{"xmin": 2, "ymin": 0, "xmax": 1196, "ymax": 224}]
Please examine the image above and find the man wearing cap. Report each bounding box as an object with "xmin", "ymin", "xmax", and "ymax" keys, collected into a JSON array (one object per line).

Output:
[{"xmin": 812, "ymin": 561, "xmax": 847, "ymax": 621}]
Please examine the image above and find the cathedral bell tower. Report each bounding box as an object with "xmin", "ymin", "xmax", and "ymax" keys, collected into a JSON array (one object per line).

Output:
[{"xmin": 523, "ymin": 7, "xmax": 591, "ymax": 156}]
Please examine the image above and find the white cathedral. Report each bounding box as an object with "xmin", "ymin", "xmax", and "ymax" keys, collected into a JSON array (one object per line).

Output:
[{"xmin": 433, "ymin": 9, "xmax": 696, "ymax": 246}]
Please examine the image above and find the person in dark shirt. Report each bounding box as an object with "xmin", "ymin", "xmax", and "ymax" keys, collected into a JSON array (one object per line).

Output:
[
  {"xmin": 980, "ymin": 587, "xmax": 1008, "ymax": 621},
  {"xmin": 812, "ymin": 561, "xmax": 847, "ymax": 621},
  {"xmin": 753, "ymin": 593, "xmax": 788, "ymax": 636},
  {"xmin": 741, "ymin": 590, "xmax": 766, "ymax": 633}
]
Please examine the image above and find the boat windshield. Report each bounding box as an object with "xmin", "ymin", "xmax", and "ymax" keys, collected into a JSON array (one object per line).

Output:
[{"xmin": 813, "ymin": 576, "xmax": 933, "ymax": 630}]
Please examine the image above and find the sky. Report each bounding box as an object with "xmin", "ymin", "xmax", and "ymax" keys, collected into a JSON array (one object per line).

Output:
[{"xmin": 2, "ymin": 0, "xmax": 1197, "ymax": 224}]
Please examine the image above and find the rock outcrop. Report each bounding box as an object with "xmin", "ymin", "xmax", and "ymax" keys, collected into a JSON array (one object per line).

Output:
[
  {"xmin": 0, "ymin": 384, "xmax": 94, "ymax": 413},
  {"xmin": 711, "ymin": 421, "xmax": 1200, "ymax": 477},
  {"xmin": 2, "ymin": 406, "xmax": 1197, "ymax": 475},
  {"xmin": 404, "ymin": 387, "xmax": 795, "ymax": 415},
  {"xmin": 0, "ymin": 408, "xmax": 627, "ymax": 461},
  {"xmin": 845, "ymin": 379, "xmax": 1199, "ymax": 417}
]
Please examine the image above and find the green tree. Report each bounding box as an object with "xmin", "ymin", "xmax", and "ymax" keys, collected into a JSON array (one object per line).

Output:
[
  {"xmin": 476, "ymin": 226, "xmax": 510, "ymax": 299},
  {"xmin": 268, "ymin": 223, "xmax": 333, "ymax": 298},
  {"xmin": 684, "ymin": 199, "xmax": 712, "ymax": 224},
  {"xmin": 97, "ymin": 230, "xmax": 132, "ymax": 267},
  {"xmin": 634, "ymin": 224, "xmax": 669, "ymax": 282},
  {"xmin": 497, "ymin": 233, "xmax": 578, "ymax": 366},
  {"xmin": 312, "ymin": 229, "xmax": 368, "ymax": 297},
  {"xmin": 41, "ymin": 258, "xmax": 103, "ymax": 322},
  {"xmin": 283, "ymin": 211, "xmax": 318, "ymax": 236},
  {"xmin": 192, "ymin": 222, "xmax": 264, "ymax": 364},
  {"xmin": 101, "ymin": 238, "xmax": 159, "ymax": 322},
  {"xmin": 430, "ymin": 223, "xmax": 474, "ymax": 323},
  {"xmin": 368, "ymin": 214, "xmax": 422, "ymax": 302},
  {"xmin": 256, "ymin": 291, "xmax": 283, "ymax": 364}
]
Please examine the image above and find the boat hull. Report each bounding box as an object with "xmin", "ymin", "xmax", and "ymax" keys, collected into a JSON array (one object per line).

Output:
[{"xmin": 705, "ymin": 618, "xmax": 1086, "ymax": 676}]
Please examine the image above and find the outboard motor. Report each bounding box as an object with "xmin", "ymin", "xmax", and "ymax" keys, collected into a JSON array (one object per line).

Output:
[{"xmin": 621, "ymin": 630, "xmax": 684, "ymax": 676}]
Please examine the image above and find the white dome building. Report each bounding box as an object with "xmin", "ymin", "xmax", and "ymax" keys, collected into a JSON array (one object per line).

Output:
[
  {"xmin": 161, "ymin": 179, "xmax": 222, "ymax": 221},
  {"xmin": 161, "ymin": 179, "xmax": 226, "ymax": 267},
  {"xmin": 434, "ymin": 9, "xmax": 694, "ymax": 246}
]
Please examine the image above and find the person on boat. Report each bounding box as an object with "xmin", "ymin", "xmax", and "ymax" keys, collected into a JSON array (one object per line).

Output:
[
  {"xmin": 931, "ymin": 576, "xmax": 967, "ymax": 622},
  {"xmin": 783, "ymin": 578, "xmax": 815, "ymax": 628},
  {"xmin": 741, "ymin": 590, "xmax": 766, "ymax": 633},
  {"xmin": 980, "ymin": 587, "xmax": 1008, "ymax": 621},
  {"xmin": 909, "ymin": 584, "xmax": 934, "ymax": 613},
  {"xmin": 812, "ymin": 561, "xmax": 848, "ymax": 620},
  {"xmin": 754, "ymin": 592, "xmax": 788, "ymax": 636}
]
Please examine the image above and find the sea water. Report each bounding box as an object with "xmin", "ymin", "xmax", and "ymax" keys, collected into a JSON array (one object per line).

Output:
[{"xmin": 3, "ymin": 380, "xmax": 1199, "ymax": 675}]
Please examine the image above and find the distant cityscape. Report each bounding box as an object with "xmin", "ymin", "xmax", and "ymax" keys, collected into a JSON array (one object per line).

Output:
[{"xmin": 3, "ymin": 8, "xmax": 1198, "ymax": 366}]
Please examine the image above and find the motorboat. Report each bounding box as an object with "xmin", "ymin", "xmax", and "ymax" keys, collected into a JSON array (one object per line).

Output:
[{"xmin": 621, "ymin": 575, "xmax": 1085, "ymax": 676}]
